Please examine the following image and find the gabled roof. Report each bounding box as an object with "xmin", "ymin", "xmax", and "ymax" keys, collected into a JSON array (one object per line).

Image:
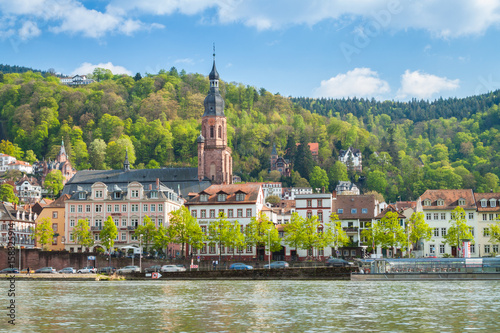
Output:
[
  {"xmin": 376, "ymin": 204, "xmax": 406, "ymax": 219},
  {"xmin": 332, "ymin": 195, "xmax": 377, "ymax": 219},
  {"xmin": 46, "ymin": 194, "xmax": 71, "ymax": 208},
  {"xmin": 420, "ymin": 189, "xmax": 476, "ymax": 210},
  {"xmin": 474, "ymin": 192, "xmax": 500, "ymax": 212},
  {"xmin": 187, "ymin": 183, "xmax": 262, "ymax": 205}
]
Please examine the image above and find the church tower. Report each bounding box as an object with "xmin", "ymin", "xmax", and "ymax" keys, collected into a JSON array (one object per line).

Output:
[{"xmin": 198, "ymin": 51, "xmax": 233, "ymax": 184}]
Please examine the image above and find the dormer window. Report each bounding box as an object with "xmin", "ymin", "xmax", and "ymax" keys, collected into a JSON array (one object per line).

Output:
[
  {"xmin": 151, "ymin": 191, "xmax": 158, "ymax": 199},
  {"xmin": 200, "ymin": 194, "xmax": 209, "ymax": 202},
  {"xmin": 217, "ymin": 194, "xmax": 227, "ymax": 202},
  {"xmin": 95, "ymin": 190, "xmax": 103, "ymax": 198},
  {"xmin": 79, "ymin": 192, "xmax": 86, "ymax": 200},
  {"xmin": 437, "ymin": 199, "xmax": 444, "ymax": 206},
  {"xmin": 424, "ymin": 199, "xmax": 431, "ymax": 206},
  {"xmin": 114, "ymin": 192, "xmax": 121, "ymax": 199},
  {"xmin": 481, "ymin": 199, "xmax": 487, "ymax": 208},
  {"xmin": 458, "ymin": 198, "xmax": 465, "ymax": 206},
  {"xmin": 490, "ymin": 199, "xmax": 496, "ymax": 208},
  {"xmin": 131, "ymin": 190, "xmax": 139, "ymax": 198},
  {"xmin": 236, "ymin": 193, "xmax": 245, "ymax": 201}
]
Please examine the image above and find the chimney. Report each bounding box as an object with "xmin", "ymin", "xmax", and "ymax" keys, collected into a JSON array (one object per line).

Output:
[
  {"xmin": 149, "ymin": 184, "xmax": 152, "ymax": 190},
  {"xmin": 156, "ymin": 178, "xmax": 160, "ymax": 190}
]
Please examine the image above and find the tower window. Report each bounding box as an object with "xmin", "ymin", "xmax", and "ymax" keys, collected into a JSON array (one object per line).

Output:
[
  {"xmin": 218, "ymin": 126, "xmax": 222, "ymax": 138},
  {"xmin": 210, "ymin": 126, "xmax": 214, "ymax": 138}
]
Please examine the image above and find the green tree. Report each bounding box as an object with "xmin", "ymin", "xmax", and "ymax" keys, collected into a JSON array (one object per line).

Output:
[
  {"xmin": 0, "ymin": 140, "xmax": 24, "ymax": 159},
  {"xmin": 44, "ymin": 170, "xmax": 64, "ymax": 197},
  {"xmin": 328, "ymin": 161, "xmax": 348, "ymax": 192},
  {"xmin": 366, "ymin": 170, "xmax": 388, "ymax": 195},
  {"xmin": 89, "ymin": 139, "xmax": 107, "ymax": 170},
  {"xmin": 283, "ymin": 212, "xmax": 305, "ymax": 254},
  {"xmin": 72, "ymin": 219, "xmax": 94, "ymax": 252},
  {"xmin": 309, "ymin": 166, "xmax": 329, "ymax": 192},
  {"xmin": 24, "ymin": 150, "xmax": 37, "ymax": 164},
  {"xmin": 35, "ymin": 217, "xmax": 54, "ymax": 251},
  {"xmin": 167, "ymin": 206, "xmax": 204, "ymax": 258},
  {"xmin": 326, "ymin": 213, "xmax": 349, "ymax": 257},
  {"xmin": 134, "ymin": 215, "xmax": 157, "ymax": 252},
  {"xmin": 489, "ymin": 217, "xmax": 500, "ymax": 246},
  {"xmin": 245, "ymin": 213, "xmax": 282, "ymax": 253},
  {"xmin": 92, "ymin": 67, "xmax": 113, "ymax": 82},
  {"xmin": 443, "ymin": 207, "xmax": 474, "ymax": 257},
  {"xmin": 207, "ymin": 213, "xmax": 244, "ymax": 263},
  {"xmin": 406, "ymin": 212, "xmax": 432, "ymax": 257},
  {"xmin": 154, "ymin": 224, "xmax": 171, "ymax": 254},
  {"xmin": 0, "ymin": 184, "xmax": 18, "ymax": 204},
  {"xmin": 100, "ymin": 216, "xmax": 118, "ymax": 265},
  {"xmin": 265, "ymin": 195, "xmax": 281, "ymax": 206}
]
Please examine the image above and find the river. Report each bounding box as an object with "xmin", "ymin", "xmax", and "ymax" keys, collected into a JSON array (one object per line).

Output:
[{"xmin": 1, "ymin": 280, "xmax": 499, "ymax": 332}]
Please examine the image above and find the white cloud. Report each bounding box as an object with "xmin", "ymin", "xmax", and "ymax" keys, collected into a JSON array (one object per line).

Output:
[
  {"xmin": 174, "ymin": 58, "xmax": 195, "ymax": 65},
  {"xmin": 18, "ymin": 21, "xmax": 41, "ymax": 40},
  {"xmin": 71, "ymin": 62, "xmax": 132, "ymax": 76},
  {"xmin": 313, "ymin": 68, "xmax": 390, "ymax": 99},
  {"xmin": 396, "ymin": 70, "xmax": 459, "ymax": 100}
]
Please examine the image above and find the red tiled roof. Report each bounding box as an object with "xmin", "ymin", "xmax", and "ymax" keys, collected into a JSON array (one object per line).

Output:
[
  {"xmin": 420, "ymin": 189, "xmax": 476, "ymax": 210},
  {"xmin": 474, "ymin": 192, "xmax": 500, "ymax": 212},
  {"xmin": 376, "ymin": 204, "xmax": 406, "ymax": 219},
  {"xmin": 186, "ymin": 183, "xmax": 262, "ymax": 205},
  {"xmin": 332, "ymin": 195, "xmax": 377, "ymax": 219}
]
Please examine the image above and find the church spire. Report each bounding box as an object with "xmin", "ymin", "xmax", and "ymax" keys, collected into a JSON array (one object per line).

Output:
[
  {"xmin": 59, "ymin": 138, "xmax": 67, "ymax": 156},
  {"xmin": 123, "ymin": 149, "xmax": 130, "ymax": 171}
]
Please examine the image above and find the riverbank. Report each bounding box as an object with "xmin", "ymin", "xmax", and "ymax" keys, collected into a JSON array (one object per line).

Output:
[{"xmin": 351, "ymin": 272, "xmax": 500, "ymax": 281}]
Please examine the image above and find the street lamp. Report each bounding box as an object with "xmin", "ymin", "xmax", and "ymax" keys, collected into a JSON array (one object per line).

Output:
[{"xmin": 139, "ymin": 234, "xmax": 143, "ymax": 273}]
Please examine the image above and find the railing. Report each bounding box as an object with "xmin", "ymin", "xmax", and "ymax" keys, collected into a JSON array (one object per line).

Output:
[
  {"xmin": 127, "ymin": 226, "xmax": 137, "ymax": 230},
  {"xmin": 91, "ymin": 226, "xmax": 102, "ymax": 231}
]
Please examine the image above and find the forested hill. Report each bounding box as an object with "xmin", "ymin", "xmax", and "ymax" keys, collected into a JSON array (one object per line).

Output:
[
  {"xmin": 0, "ymin": 64, "xmax": 47, "ymax": 75},
  {"xmin": 292, "ymin": 91, "xmax": 500, "ymax": 123},
  {"xmin": 0, "ymin": 67, "xmax": 499, "ymax": 203}
]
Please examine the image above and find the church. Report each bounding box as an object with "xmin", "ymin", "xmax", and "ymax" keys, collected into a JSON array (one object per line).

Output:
[{"xmin": 62, "ymin": 55, "xmax": 232, "ymax": 199}]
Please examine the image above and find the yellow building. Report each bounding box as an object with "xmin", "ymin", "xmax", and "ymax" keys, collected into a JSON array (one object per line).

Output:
[{"xmin": 35, "ymin": 194, "xmax": 70, "ymax": 250}]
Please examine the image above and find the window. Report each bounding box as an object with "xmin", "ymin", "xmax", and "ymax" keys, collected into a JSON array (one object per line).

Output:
[
  {"xmin": 483, "ymin": 214, "xmax": 487, "ymax": 221},
  {"xmin": 423, "ymin": 199, "xmax": 431, "ymax": 206},
  {"xmin": 317, "ymin": 199, "xmax": 322, "ymax": 207},
  {"xmin": 433, "ymin": 213, "xmax": 438, "ymax": 220},
  {"xmin": 200, "ymin": 194, "xmax": 209, "ymax": 202},
  {"xmin": 246, "ymin": 209, "xmax": 252, "ymax": 217},
  {"xmin": 426, "ymin": 213, "xmax": 431, "ymax": 220},
  {"xmin": 318, "ymin": 211, "xmax": 323, "ymax": 222},
  {"xmin": 192, "ymin": 210, "xmax": 197, "ymax": 218},
  {"xmin": 122, "ymin": 219, "xmax": 127, "ymax": 227},
  {"xmin": 143, "ymin": 204, "xmax": 148, "ymax": 212},
  {"xmin": 79, "ymin": 192, "xmax": 86, "ymax": 200},
  {"xmin": 209, "ymin": 245, "xmax": 216, "ymax": 254},
  {"xmin": 131, "ymin": 190, "xmax": 139, "ymax": 198},
  {"xmin": 228, "ymin": 209, "xmax": 233, "ymax": 218},
  {"xmin": 434, "ymin": 228, "xmax": 439, "ymax": 237},
  {"xmin": 95, "ymin": 205, "xmax": 102, "ymax": 213},
  {"xmin": 307, "ymin": 211, "xmax": 312, "ymax": 219},
  {"xmin": 151, "ymin": 204, "xmax": 155, "ymax": 212},
  {"xmin": 201, "ymin": 226, "xmax": 206, "ymax": 234},
  {"xmin": 95, "ymin": 190, "xmax": 103, "ymax": 198},
  {"xmin": 122, "ymin": 204, "xmax": 127, "ymax": 212},
  {"xmin": 468, "ymin": 212, "xmax": 474, "ymax": 220},
  {"xmin": 86, "ymin": 205, "xmax": 91, "ymax": 213},
  {"xmin": 158, "ymin": 218, "xmax": 163, "ymax": 225},
  {"xmin": 493, "ymin": 245, "xmax": 499, "ymax": 253},
  {"xmin": 210, "ymin": 126, "xmax": 214, "ymax": 138},
  {"xmin": 470, "ymin": 244, "xmax": 475, "ymax": 253},
  {"xmin": 469, "ymin": 227, "xmax": 474, "ymax": 236},
  {"xmin": 201, "ymin": 210, "xmax": 206, "ymax": 218},
  {"xmin": 210, "ymin": 209, "xmax": 215, "ymax": 218},
  {"xmin": 218, "ymin": 194, "xmax": 226, "ymax": 202},
  {"xmin": 70, "ymin": 219, "xmax": 75, "ymax": 227},
  {"xmin": 236, "ymin": 193, "xmax": 245, "ymax": 201},
  {"xmin": 114, "ymin": 218, "xmax": 119, "ymax": 227},
  {"xmin": 95, "ymin": 234, "xmax": 100, "ymax": 241},
  {"xmin": 237, "ymin": 209, "xmax": 243, "ymax": 217},
  {"xmin": 114, "ymin": 205, "xmax": 119, "ymax": 212},
  {"xmin": 218, "ymin": 125, "xmax": 222, "ymax": 138},
  {"xmin": 121, "ymin": 233, "xmax": 126, "ymax": 241},
  {"xmin": 131, "ymin": 219, "xmax": 139, "ymax": 228},
  {"xmin": 338, "ymin": 209, "xmax": 343, "ymax": 214},
  {"xmin": 307, "ymin": 200, "xmax": 312, "ymax": 207},
  {"xmin": 490, "ymin": 214, "xmax": 494, "ymax": 220},
  {"xmin": 107, "ymin": 205, "xmax": 112, "ymax": 213},
  {"xmin": 439, "ymin": 244, "xmax": 445, "ymax": 254},
  {"xmin": 484, "ymin": 245, "xmax": 491, "ymax": 254},
  {"xmin": 151, "ymin": 191, "xmax": 158, "ymax": 199},
  {"xmin": 78, "ymin": 205, "xmax": 82, "ymax": 213},
  {"xmin": 481, "ymin": 200, "xmax": 487, "ymax": 208},
  {"xmin": 53, "ymin": 211, "xmax": 58, "ymax": 218},
  {"xmin": 200, "ymin": 244, "xmax": 207, "ymax": 254},
  {"xmin": 458, "ymin": 199, "xmax": 465, "ymax": 206},
  {"xmin": 429, "ymin": 244, "xmax": 435, "ymax": 254},
  {"xmin": 131, "ymin": 204, "xmax": 138, "ymax": 212},
  {"xmin": 441, "ymin": 228, "xmax": 447, "ymax": 237},
  {"xmin": 70, "ymin": 205, "xmax": 75, "ymax": 213},
  {"xmin": 491, "ymin": 199, "xmax": 497, "ymax": 208},
  {"xmin": 484, "ymin": 228, "xmax": 490, "ymax": 237},
  {"xmin": 362, "ymin": 208, "xmax": 368, "ymax": 214},
  {"xmin": 437, "ymin": 199, "xmax": 444, "ymax": 206},
  {"xmin": 351, "ymin": 208, "xmax": 357, "ymax": 214},
  {"xmin": 114, "ymin": 192, "xmax": 121, "ymax": 199},
  {"xmin": 441, "ymin": 213, "xmax": 446, "ymax": 220},
  {"xmin": 158, "ymin": 204, "xmax": 163, "ymax": 212}
]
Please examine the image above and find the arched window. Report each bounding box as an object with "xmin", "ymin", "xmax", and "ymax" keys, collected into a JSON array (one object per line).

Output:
[
  {"xmin": 218, "ymin": 126, "xmax": 222, "ymax": 138},
  {"xmin": 210, "ymin": 126, "xmax": 214, "ymax": 138}
]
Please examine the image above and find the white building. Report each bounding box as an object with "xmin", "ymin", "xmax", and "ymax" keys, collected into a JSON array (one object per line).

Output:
[
  {"xmin": 283, "ymin": 187, "xmax": 313, "ymax": 200},
  {"xmin": 339, "ymin": 147, "xmax": 362, "ymax": 172},
  {"xmin": 15, "ymin": 176, "xmax": 42, "ymax": 203},
  {"xmin": 0, "ymin": 154, "xmax": 33, "ymax": 174},
  {"xmin": 259, "ymin": 182, "xmax": 282, "ymax": 199},
  {"xmin": 335, "ymin": 181, "xmax": 360, "ymax": 195},
  {"xmin": 473, "ymin": 192, "xmax": 500, "ymax": 256}
]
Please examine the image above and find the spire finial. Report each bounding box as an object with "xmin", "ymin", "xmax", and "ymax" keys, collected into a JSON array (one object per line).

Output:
[{"xmin": 213, "ymin": 43, "xmax": 215, "ymax": 60}]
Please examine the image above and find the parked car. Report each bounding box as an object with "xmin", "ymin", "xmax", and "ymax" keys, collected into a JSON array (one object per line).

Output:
[
  {"xmin": 0, "ymin": 267, "xmax": 20, "ymax": 274},
  {"xmin": 59, "ymin": 267, "xmax": 76, "ymax": 274},
  {"xmin": 97, "ymin": 267, "xmax": 116, "ymax": 274},
  {"xmin": 263, "ymin": 261, "xmax": 289, "ymax": 269},
  {"xmin": 325, "ymin": 258, "xmax": 352, "ymax": 267},
  {"xmin": 77, "ymin": 266, "xmax": 97, "ymax": 274},
  {"xmin": 176, "ymin": 265, "xmax": 187, "ymax": 272},
  {"xmin": 161, "ymin": 265, "xmax": 184, "ymax": 272},
  {"xmin": 20, "ymin": 268, "xmax": 34, "ymax": 274},
  {"xmin": 117, "ymin": 266, "xmax": 140, "ymax": 274},
  {"xmin": 144, "ymin": 265, "xmax": 162, "ymax": 273},
  {"xmin": 35, "ymin": 267, "xmax": 57, "ymax": 274},
  {"xmin": 229, "ymin": 263, "xmax": 253, "ymax": 270}
]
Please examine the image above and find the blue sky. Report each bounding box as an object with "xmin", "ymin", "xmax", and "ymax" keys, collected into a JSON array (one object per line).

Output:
[{"xmin": 1, "ymin": 0, "xmax": 500, "ymax": 101}]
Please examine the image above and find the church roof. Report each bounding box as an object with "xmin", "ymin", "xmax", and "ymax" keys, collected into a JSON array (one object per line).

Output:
[{"xmin": 209, "ymin": 60, "xmax": 220, "ymax": 80}]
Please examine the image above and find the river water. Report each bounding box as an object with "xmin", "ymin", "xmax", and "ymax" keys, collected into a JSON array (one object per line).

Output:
[{"xmin": 1, "ymin": 280, "xmax": 499, "ymax": 332}]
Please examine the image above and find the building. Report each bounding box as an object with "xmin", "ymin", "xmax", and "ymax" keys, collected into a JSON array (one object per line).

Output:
[
  {"xmin": 332, "ymin": 194, "xmax": 379, "ymax": 258},
  {"xmin": 185, "ymin": 183, "xmax": 264, "ymax": 259},
  {"xmin": 374, "ymin": 204, "xmax": 408, "ymax": 257},
  {"xmin": 283, "ymin": 187, "xmax": 313, "ymax": 200},
  {"xmin": 257, "ymin": 182, "xmax": 282, "ymax": 200},
  {"xmin": 335, "ymin": 181, "xmax": 360, "ymax": 195},
  {"xmin": 63, "ymin": 180, "xmax": 183, "ymax": 252},
  {"xmin": 197, "ymin": 55, "xmax": 233, "ymax": 185},
  {"xmin": 270, "ymin": 143, "xmax": 291, "ymax": 177},
  {"xmin": 0, "ymin": 202, "xmax": 36, "ymax": 248},
  {"xmin": 33, "ymin": 140, "xmax": 76, "ymax": 185},
  {"xmin": 59, "ymin": 75, "xmax": 94, "ymax": 85},
  {"xmin": 339, "ymin": 147, "xmax": 362, "ymax": 173},
  {"xmin": 417, "ymin": 189, "xmax": 477, "ymax": 257},
  {"xmin": 0, "ymin": 153, "xmax": 33, "ymax": 174},
  {"xmin": 275, "ymin": 200, "xmax": 296, "ymax": 225},
  {"xmin": 36, "ymin": 194, "xmax": 70, "ymax": 250},
  {"xmin": 15, "ymin": 175, "xmax": 42, "ymax": 204},
  {"xmin": 473, "ymin": 192, "xmax": 500, "ymax": 256}
]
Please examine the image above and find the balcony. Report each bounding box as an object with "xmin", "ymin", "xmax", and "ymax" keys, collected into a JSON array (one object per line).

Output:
[
  {"xmin": 91, "ymin": 226, "xmax": 102, "ymax": 231},
  {"xmin": 127, "ymin": 226, "xmax": 137, "ymax": 230},
  {"xmin": 343, "ymin": 227, "xmax": 359, "ymax": 234}
]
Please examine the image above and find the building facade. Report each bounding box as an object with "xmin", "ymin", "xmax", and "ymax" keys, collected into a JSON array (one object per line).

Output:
[
  {"xmin": 474, "ymin": 192, "xmax": 500, "ymax": 256},
  {"xmin": 15, "ymin": 175, "xmax": 42, "ymax": 204},
  {"xmin": 339, "ymin": 147, "xmax": 362, "ymax": 173},
  {"xmin": 0, "ymin": 202, "xmax": 36, "ymax": 248},
  {"xmin": 36, "ymin": 194, "xmax": 70, "ymax": 250}
]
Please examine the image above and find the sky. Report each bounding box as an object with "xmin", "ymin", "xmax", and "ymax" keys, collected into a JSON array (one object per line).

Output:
[{"xmin": 1, "ymin": 0, "xmax": 500, "ymax": 101}]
